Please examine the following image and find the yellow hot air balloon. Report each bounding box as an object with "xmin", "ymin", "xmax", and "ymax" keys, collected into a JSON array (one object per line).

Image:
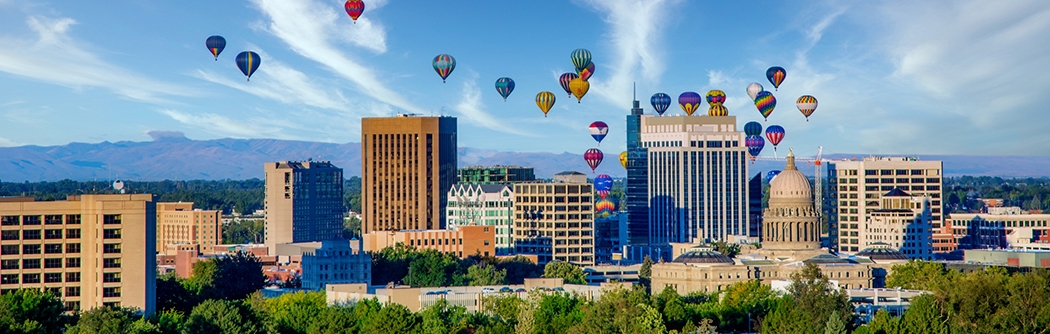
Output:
[
  {"xmin": 619, "ymin": 151, "xmax": 628, "ymax": 169},
  {"xmin": 708, "ymin": 104, "xmax": 728, "ymax": 116},
  {"xmin": 535, "ymin": 91, "xmax": 556, "ymax": 117},
  {"xmin": 569, "ymin": 78, "xmax": 589, "ymax": 103}
]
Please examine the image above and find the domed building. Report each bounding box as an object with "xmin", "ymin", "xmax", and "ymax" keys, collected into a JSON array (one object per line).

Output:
[{"xmin": 759, "ymin": 149, "xmax": 825, "ymax": 259}]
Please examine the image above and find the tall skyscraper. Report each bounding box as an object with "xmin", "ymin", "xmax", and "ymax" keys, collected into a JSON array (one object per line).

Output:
[
  {"xmin": 361, "ymin": 115, "xmax": 457, "ymax": 234},
  {"xmin": 264, "ymin": 161, "xmax": 345, "ymax": 252},
  {"xmin": 625, "ymin": 99, "xmax": 649, "ymax": 247},
  {"xmin": 642, "ymin": 114, "xmax": 750, "ymax": 245},
  {"xmin": 748, "ymin": 172, "xmax": 763, "ymax": 239},
  {"xmin": 826, "ymin": 157, "xmax": 943, "ymax": 253}
]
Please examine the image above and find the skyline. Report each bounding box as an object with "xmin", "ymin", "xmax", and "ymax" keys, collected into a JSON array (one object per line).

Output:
[{"xmin": 1, "ymin": 1, "xmax": 1048, "ymax": 158}]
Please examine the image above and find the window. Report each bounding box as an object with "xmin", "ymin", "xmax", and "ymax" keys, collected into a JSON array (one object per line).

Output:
[
  {"xmin": 44, "ymin": 273, "xmax": 62, "ymax": 283},
  {"xmin": 22, "ymin": 259, "xmax": 40, "ymax": 269},
  {"xmin": 66, "ymin": 272, "xmax": 80, "ymax": 283},
  {"xmin": 103, "ymin": 215, "xmax": 122, "ymax": 225},
  {"xmin": 44, "ymin": 258, "xmax": 62, "ymax": 269},
  {"xmin": 45, "ymin": 215, "xmax": 63, "ymax": 225},
  {"xmin": 44, "ymin": 244, "xmax": 63, "ymax": 254},
  {"xmin": 0, "ymin": 230, "xmax": 17, "ymax": 240},
  {"xmin": 65, "ymin": 287, "xmax": 80, "ymax": 297},
  {"xmin": 103, "ymin": 258, "xmax": 121, "ymax": 268},
  {"xmin": 22, "ymin": 230, "xmax": 41, "ymax": 240},
  {"xmin": 103, "ymin": 272, "xmax": 121, "ymax": 283},
  {"xmin": 66, "ymin": 215, "xmax": 81, "ymax": 225},
  {"xmin": 1, "ymin": 275, "xmax": 18, "ymax": 285},
  {"xmin": 103, "ymin": 287, "xmax": 121, "ymax": 298},
  {"xmin": 22, "ymin": 216, "xmax": 41, "ymax": 225},
  {"xmin": 66, "ymin": 229, "xmax": 81, "ymax": 239},
  {"xmin": 22, "ymin": 274, "xmax": 40, "ymax": 284},
  {"xmin": 64, "ymin": 301, "xmax": 80, "ymax": 311},
  {"xmin": 66, "ymin": 243, "xmax": 81, "ymax": 253},
  {"xmin": 0, "ymin": 245, "xmax": 18, "ymax": 255},
  {"xmin": 66, "ymin": 258, "xmax": 81, "ymax": 268},
  {"xmin": 103, "ymin": 244, "xmax": 121, "ymax": 254},
  {"xmin": 0, "ymin": 216, "xmax": 17, "ymax": 226},
  {"xmin": 1, "ymin": 260, "xmax": 18, "ymax": 270},
  {"xmin": 23, "ymin": 244, "xmax": 41, "ymax": 254},
  {"xmin": 103, "ymin": 229, "xmax": 121, "ymax": 239},
  {"xmin": 44, "ymin": 229, "xmax": 62, "ymax": 239}
]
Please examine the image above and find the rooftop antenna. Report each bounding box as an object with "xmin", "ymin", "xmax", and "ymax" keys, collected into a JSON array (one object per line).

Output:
[{"xmin": 633, "ymin": 82, "xmax": 636, "ymax": 100}]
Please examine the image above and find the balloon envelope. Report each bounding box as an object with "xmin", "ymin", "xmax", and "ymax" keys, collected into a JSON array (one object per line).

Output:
[
  {"xmin": 206, "ymin": 36, "xmax": 225, "ymax": 60},
  {"xmin": 796, "ymin": 95, "xmax": 818, "ymax": 120},
  {"xmin": 650, "ymin": 93, "xmax": 671, "ymax": 116},
  {"xmin": 535, "ymin": 91, "xmax": 556, "ymax": 117},
  {"xmin": 236, "ymin": 51, "xmax": 261, "ymax": 81},
  {"xmin": 765, "ymin": 125, "xmax": 785, "ymax": 147},
  {"xmin": 571, "ymin": 49, "xmax": 592, "ymax": 71},
  {"xmin": 494, "ymin": 77, "xmax": 515, "ymax": 101},
  {"xmin": 678, "ymin": 92, "xmax": 703, "ymax": 116},
  {"xmin": 584, "ymin": 148, "xmax": 603, "ymax": 173},
  {"xmin": 745, "ymin": 135, "xmax": 765, "ymax": 161},
  {"xmin": 595, "ymin": 174, "xmax": 613, "ymax": 192},
  {"xmin": 569, "ymin": 78, "xmax": 589, "ymax": 103},
  {"xmin": 744, "ymin": 121, "xmax": 763, "ymax": 136},
  {"xmin": 432, "ymin": 54, "xmax": 456, "ymax": 83},
  {"xmin": 619, "ymin": 151, "xmax": 628, "ymax": 169},
  {"xmin": 559, "ymin": 73, "xmax": 578, "ymax": 97},
  {"xmin": 577, "ymin": 61, "xmax": 595, "ymax": 81},
  {"xmin": 754, "ymin": 91, "xmax": 776, "ymax": 120},
  {"xmin": 595, "ymin": 199, "xmax": 616, "ymax": 214},
  {"xmin": 746, "ymin": 83, "xmax": 763, "ymax": 101},
  {"xmin": 766, "ymin": 170, "xmax": 782, "ymax": 182},
  {"xmin": 708, "ymin": 104, "xmax": 728, "ymax": 117},
  {"xmin": 589, "ymin": 121, "xmax": 609, "ymax": 144},
  {"xmin": 706, "ymin": 90, "xmax": 726, "ymax": 105},
  {"xmin": 344, "ymin": 0, "xmax": 365, "ymax": 22},
  {"xmin": 766, "ymin": 66, "xmax": 786, "ymax": 90}
]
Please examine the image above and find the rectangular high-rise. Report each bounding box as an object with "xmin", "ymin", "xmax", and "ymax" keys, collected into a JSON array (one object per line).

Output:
[
  {"xmin": 826, "ymin": 157, "xmax": 943, "ymax": 253},
  {"xmin": 625, "ymin": 99, "xmax": 649, "ymax": 247},
  {"xmin": 264, "ymin": 161, "xmax": 345, "ymax": 253},
  {"xmin": 641, "ymin": 115, "xmax": 750, "ymax": 245},
  {"xmin": 362, "ymin": 115, "xmax": 457, "ymax": 234},
  {"xmin": 156, "ymin": 202, "xmax": 221, "ymax": 254},
  {"xmin": 513, "ymin": 175, "xmax": 595, "ymax": 265}
]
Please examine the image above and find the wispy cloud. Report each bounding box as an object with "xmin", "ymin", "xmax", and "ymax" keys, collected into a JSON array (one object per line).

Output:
[
  {"xmin": 452, "ymin": 73, "xmax": 532, "ymax": 137},
  {"xmin": 158, "ymin": 109, "xmax": 291, "ymax": 139},
  {"xmin": 0, "ymin": 137, "xmax": 21, "ymax": 147},
  {"xmin": 193, "ymin": 52, "xmax": 353, "ymax": 113},
  {"xmin": 250, "ymin": 0, "xmax": 425, "ymax": 114},
  {"xmin": 0, "ymin": 16, "xmax": 197, "ymax": 104}
]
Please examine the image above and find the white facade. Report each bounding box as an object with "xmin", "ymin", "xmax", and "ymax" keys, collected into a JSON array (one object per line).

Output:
[
  {"xmin": 446, "ymin": 184, "xmax": 514, "ymax": 255},
  {"xmin": 827, "ymin": 157, "xmax": 943, "ymax": 253},
  {"xmin": 301, "ymin": 239, "xmax": 372, "ymax": 290},
  {"xmin": 862, "ymin": 190, "xmax": 934, "ymax": 259},
  {"xmin": 641, "ymin": 115, "xmax": 749, "ymax": 245}
]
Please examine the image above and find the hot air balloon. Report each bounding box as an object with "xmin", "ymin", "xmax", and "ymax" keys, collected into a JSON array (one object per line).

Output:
[
  {"xmin": 595, "ymin": 174, "xmax": 613, "ymax": 197},
  {"xmin": 706, "ymin": 90, "xmax": 726, "ymax": 105},
  {"xmin": 559, "ymin": 73, "xmax": 578, "ymax": 97},
  {"xmin": 746, "ymin": 83, "xmax": 763, "ymax": 101},
  {"xmin": 577, "ymin": 61, "xmax": 595, "ymax": 81},
  {"xmin": 619, "ymin": 151, "xmax": 628, "ymax": 169},
  {"xmin": 796, "ymin": 95, "xmax": 818, "ymax": 121},
  {"xmin": 766, "ymin": 170, "xmax": 781, "ymax": 182},
  {"xmin": 650, "ymin": 93, "xmax": 671, "ymax": 116},
  {"xmin": 206, "ymin": 36, "xmax": 225, "ymax": 61},
  {"xmin": 745, "ymin": 135, "xmax": 765, "ymax": 162},
  {"xmin": 344, "ymin": 0, "xmax": 365, "ymax": 23},
  {"xmin": 595, "ymin": 199, "xmax": 616, "ymax": 214},
  {"xmin": 569, "ymin": 78, "xmax": 589, "ymax": 103},
  {"xmin": 766, "ymin": 66, "xmax": 786, "ymax": 91},
  {"xmin": 584, "ymin": 148, "xmax": 603, "ymax": 173},
  {"xmin": 754, "ymin": 91, "xmax": 776, "ymax": 121},
  {"xmin": 744, "ymin": 121, "xmax": 763, "ymax": 137},
  {"xmin": 536, "ymin": 91, "xmax": 556, "ymax": 117},
  {"xmin": 765, "ymin": 125, "xmax": 785, "ymax": 151},
  {"xmin": 571, "ymin": 49, "xmax": 592, "ymax": 71},
  {"xmin": 708, "ymin": 104, "xmax": 728, "ymax": 117},
  {"xmin": 432, "ymin": 54, "xmax": 456, "ymax": 83},
  {"xmin": 236, "ymin": 51, "xmax": 261, "ymax": 81},
  {"xmin": 589, "ymin": 121, "xmax": 609, "ymax": 144},
  {"xmin": 678, "ymin": 92, "xmax": 702, "ymax": 116},
  {"xmin": 494, "ymin": 77, "xmax": 515, "ymax": 101}
]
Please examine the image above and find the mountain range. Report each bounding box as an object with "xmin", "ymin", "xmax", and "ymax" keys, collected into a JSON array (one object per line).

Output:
[{"xmin": 1, "ymin": 132, "xmax": 1047, "ymax": 182}]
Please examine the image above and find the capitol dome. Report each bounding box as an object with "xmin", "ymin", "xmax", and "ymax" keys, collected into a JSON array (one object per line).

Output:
[{"xmin": 769, "ymin": 149, "xmax": 811, "ymax": 199}]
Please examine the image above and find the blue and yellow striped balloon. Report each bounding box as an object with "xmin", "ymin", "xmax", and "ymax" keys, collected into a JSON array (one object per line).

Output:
[
  {"xmin": 236, "ymin": 51, "xmax": 261, "ymax": 81},
  {"xmin": 754, "ymin": 91, "xmax": 776, "ymax": 121},
  {"xmin": 494, "ymin": 77, "xmax": 515, "ymax": 101},
  {"xmin": 432, "ymin": 54, "xmax": 456, "ymax": 83}
]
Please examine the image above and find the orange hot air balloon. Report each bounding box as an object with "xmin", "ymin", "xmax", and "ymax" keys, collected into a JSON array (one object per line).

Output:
[
  {"xmin": 569, "ymin": 78, "xmax": 589, "ymax": 103},
  {"xmin": 536, "ymin": 91, "xmax": 556, "ymax": 117}
]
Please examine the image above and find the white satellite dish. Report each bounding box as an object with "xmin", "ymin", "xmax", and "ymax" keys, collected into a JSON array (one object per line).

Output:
[{"xmin": 113, "ymin": 180, "xmax": 125, "ymax": 194}]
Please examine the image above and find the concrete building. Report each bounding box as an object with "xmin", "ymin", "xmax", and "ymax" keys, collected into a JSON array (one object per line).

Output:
[
  {"xmin": 264, "ymin": 161, "xmax": 345, "ymax": 253},
  {"xmin": 935, "ymin": 211, "xmax": 1050, "ymax": 258},
  {"xmin": 513, "ymin": 176, "xmax": 596, "ymax": 265},
  {"xmin": 446, "ymin": 184, "xmax": 515, "ymax": 255},
  {"xmin": 361, "ymin": 225, "xmax": 496, "ymax": 258},
  {"xmin": 156, "ymin": 202, "xmax": 221, "ymax": 255},
  {"xmin": 641, "ymin": 114, "xmax": 750, "ymax": 247},
  {"xmin": 362, "ymin": 115, "xmax": 457, "ymax": 234},
  {"xmin": 292, "ymin": 240, "xmax": 371, "ymax": 290},
  {"xmin": 863, "ymin": 189, "xmax": 934, "ymax": 259},
  {"xmin": 826, "ymin": 157, "xmax": 943, "ymax": 252},
  {"xmin": 0, "ymin": 195, "xmax": 156, "ymax": 314},
  {"xmin": 457, "ymin": 166, "xmax": 535, "ymax": 184},
  {"xmin": 964, "ymin": 249, "xmax": 1050, "ymax": 268}
]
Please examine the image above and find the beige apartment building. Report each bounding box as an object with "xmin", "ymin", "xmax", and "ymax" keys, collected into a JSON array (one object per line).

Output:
[
  {"xmin": 513, "ymin": 173, "xmax": 596, "ymax": 265},
  {"xmin": 0, "ymin": 194, "xmax": 156, "ymax": 314},
  {"xmin": 264, "ymin": 161, "xmax": 345, "ymax": 254},
  {"xmin": 827, "ymin": 157, "xmax": 943, "ymax": 253},
  {"xmin": 361, "ymin": 224, "xmax": 496, "ymax": 258},
  {"xmin": 156, "ymin": 202, "xmax": 221, "ymax": 255},
  {"xmin": 361, "ymin": 115, "xmax": 457, "ymax": 234}
]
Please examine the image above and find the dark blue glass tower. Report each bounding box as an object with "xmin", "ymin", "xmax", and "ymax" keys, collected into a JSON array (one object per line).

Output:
[{"xmin": 625, "ymin": 99, "xmax": 649, "ymax": 248}]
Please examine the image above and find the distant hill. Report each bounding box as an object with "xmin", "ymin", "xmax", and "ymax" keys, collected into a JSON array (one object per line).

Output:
[{"xmin": 0, "ymin": 133, "xmax": 1046, "ymax": 181}]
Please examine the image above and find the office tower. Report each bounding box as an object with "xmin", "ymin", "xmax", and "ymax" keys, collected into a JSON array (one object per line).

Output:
[
  {"xmin": 625, "ymin": 99, "xmax": 649, "ymax": 248},
  {"xmin": 361, "ymin": 115, "xmax": 457, "ymax": 234},
  {"xmin": 642, "ymin": 115, "xmax": 750, "ymax": 245},
  {"xmin": 457, "ymin": 166, "xmax": 535, "ymax": 184},
  {"xmin": 748, "ymin": 173, "xmax": 763, "ymax": 239},
  {"xmin": 0, "ymin": 195, "xmax": 156, "ymax": 314},
  {"xmin": 156, "ymin": 202, "xmax": 221, "ymax": 255},
  {"xmin": 446, "ymin": 184, "xmax": 515, "ymax": 255},
  {"xmin": 264, "ymin": 161, "xmax": 345, "ymax": 253},
  {"xmin": 826, "ymin": 157, "xmax": 943, "ymax": 253},
  {"xmin": 513, "ymin": 174, "xmax": 595, "ymax": 265},
  {"xmin": 864, "ymin": 188, "xmax": 934, "ymax": 259}
]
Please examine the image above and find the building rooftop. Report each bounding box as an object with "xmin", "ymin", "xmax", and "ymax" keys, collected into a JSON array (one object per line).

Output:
[
  {"xmin": 671, "ymin": 247, "xmax": 734, "ymax": 265},
  {"xmin": 883, "ymin": 188, "xmax": 911, "ymax": 197},
  {"xmin": 856, "ymin": 243, "xmax": 909, "ymax": 261}
]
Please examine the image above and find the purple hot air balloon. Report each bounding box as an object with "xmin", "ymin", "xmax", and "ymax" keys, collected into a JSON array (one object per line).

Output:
[
  {"xmin": 559, "ymin": 73, "xmax": 578, "ymax": 97},
  {"xmin": 745, "ymin": 135, "xmax": 765, "ymax": 162},
  {"xmin": 678, "ymin": 92, "xmax": 703, "ymax": 116},
  {"xmin": 650, "ymin": 93, "xmax": 671, "ymax": 116}
]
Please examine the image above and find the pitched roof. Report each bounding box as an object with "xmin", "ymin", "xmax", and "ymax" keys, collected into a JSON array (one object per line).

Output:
[{"xmin": 883, "ymin": 188, "xmax": 911, "ymax": 197}]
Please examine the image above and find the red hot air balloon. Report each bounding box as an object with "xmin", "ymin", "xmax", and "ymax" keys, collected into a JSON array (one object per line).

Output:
[
  {"xmin": 345, "ymin": 0, "xmax": 365, "ymax": 23},
  {"xmin": 584, "ymin": 148, "xmax": 604, "ymax": 173}
]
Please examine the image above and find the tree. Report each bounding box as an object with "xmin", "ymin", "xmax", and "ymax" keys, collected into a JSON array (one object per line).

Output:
[
  {"xmin": 343, "ymin": 216, "xmax": 362, "ymax": 239},
  {"xmin": 495, "ymin": 256, "xmax": 544, "ymax": 284},
  {"xmin": 639, "ymin": 255, "xmax": 654, "ymax": 289},
  {"xmin": 306, "ymin": 306, "xmax": 359, "ymax": 334},
  {"xmin": 150, "ymin": 310, "xmax": 185, "ymax": 334},
  {"xmin": 0, "ymin": 288, "xmax": 68, "ymax": 333},
  {"xmin": 264, "ymin": 291, "xmax": 326, "ymax": 334},
  {"xmin": 156, "ymin": 273, "xmax": 195, "ymax": 314},
  {"xmin": 182, "ymin": 300, "xmax": 264, "ymax": 334},
  {"xmin": 762, "ymin": 263, "xmax": 853, "ymax": 334},
  {"xmin": 824, "ymin": 311, "xmax": 847, "ymax": 334},
  {"xmin": 419, "ymin": 299, "xmax": 471, "ymax": 334},
  {"xmin": 885, "ymin": 260, "xmax": 953, "ymax": 290},
  {"xmin": 360, "ymin": 303, "xmax": 420, "ymax": 334},
  {"xmin": 184, "ymin": 251, "xmax": 266, "ymax": 301},
  {"xmin": 66, "ymin": 306, "xmax": 160, "ymax": 334},
  {"xmin": 711, "ymin": 241, "xmax": 740, "ymax": 258},
  {"xmin": 542, "ymin": 261, "xmax": 586, "ymax": 284},
  {"xmin": 466, "ymin": 264, "xmax": 507, "ymax": 286},
  {"xmin": 407, "ymin": 249, "xmax": 461, "ymax": 287}
]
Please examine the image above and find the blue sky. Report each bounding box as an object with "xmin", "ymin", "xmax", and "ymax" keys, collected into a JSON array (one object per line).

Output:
[{"xmin": 0, "ymin": 0, "xmax": 1048, "ymax": 159}]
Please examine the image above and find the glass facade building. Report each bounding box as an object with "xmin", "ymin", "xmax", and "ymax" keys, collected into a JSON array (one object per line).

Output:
[{"xmin": 625, "ymin": 99, "xmax": 650, "ymax": 247}]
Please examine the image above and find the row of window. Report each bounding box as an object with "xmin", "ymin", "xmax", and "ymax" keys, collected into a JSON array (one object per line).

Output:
[
  {"xmin": 0, "ymin": 258, "xmax": 119, "ymax": 270},
  {"xmin": 0, "ymin": 215, "xmax": 119, "ymax": 226},
  {"xmin": 0, "ymin": 228, "xmax": 120, "ymax": 241},
  {"xmin": 1, "ymin": 272, "xmax": 81, "ymax": 284},
  {"xmin": 1, "ymin": 243, "xmax": 84, "ymax": 255}
]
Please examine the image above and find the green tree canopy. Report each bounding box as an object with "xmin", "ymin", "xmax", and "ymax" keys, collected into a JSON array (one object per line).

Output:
[
  {"xmin": 0, "ymin": 288, "xmax": 68, "ymax": 333},
  {"xmin": 542, "ymin": 261, "xmax": 586, "ymax": 285}
]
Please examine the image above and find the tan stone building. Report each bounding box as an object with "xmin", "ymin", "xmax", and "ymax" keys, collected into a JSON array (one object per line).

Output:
[
  {"xmin": 361, "ymin": 115, "xmax": 457, "ymax": 234},
  {"xmin": 513, "ymin": 174, "xmax": 596, "ymax": 265},
  {"xmin": 361, "ymin": 224, "xmax": 496, "ymax": 258},
  {"xmin": 0, "ymin": 194, "xmax": 156, "ymax": 314},
  {"xmin": 156, "ymin": 202, "xmax": 221, "ymax": 255},
  {"xmin": 264, "ymin": 161, "xmax": 345, "ymax": 253}
]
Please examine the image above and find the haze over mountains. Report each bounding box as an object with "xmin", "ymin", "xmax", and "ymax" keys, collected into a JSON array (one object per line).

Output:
[{"xmin": 0, "ymin": 132, "xmax": 1047, "ymax": 182}]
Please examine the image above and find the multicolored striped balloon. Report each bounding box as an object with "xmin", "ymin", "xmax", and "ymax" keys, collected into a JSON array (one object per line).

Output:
[
  {"xmin": 765, "ymin": 125, "xmax": 785, "ymax": 151},
  {"xmin": 796, "ymin": 95, "xmax": 818, "ymax": 121},
  {"xmin": 678, "ymin": 92, "xmax": 703, "ymax": 116},
  {"xmin": 595, "ymin": 199, "xmax": 616, "ymax": 214},
  {"xmin": 559, "ymin": 73, "xmax": 578, "ymax": 97},
  {"xmin": 651, "ymin": 93, "xmax": 671, "ymax": 116},
  {"xmin": 744, "ymin": 121, "xmax": 763, "ymax": 136},
  {"xmin": 206, "ymin": 36, "xmax": 225, "ymax": 61},
  {"xmin": 708, "ymin": 104, "xmax": 728, "ymax": 117},
  {"xmin": 706, "ymin": 90, "xmax": 726, "ymax": 105},
  {"xmin": 432, "ymin": 54, "xmax": 456, "ymax": 83},
  {"xmin": 494, "ymin": 77, "xmax": 515, "ymax": 101},
  {"xmin": 344, "ymin": 0, "xmax": 365, "ymax": 23},
  {"xmin": 236, "ymin": 51, "xmax": 261, "ymax": 81},
  {"xmin": 754, "ymin": 91, "xmax": 776, "ymax": 121},
  {"xmin": 577, "ymin": 61, "xmax": 595, "ymax": 81},
  {"xmin": 571, "ymin": 49, "xmax": 592, "ymax": 71},
  {"xmin": 766, "ymin": 66, "xmax": 786, "ymax": 91},
  {"xmin": 745, "ymin": 135, "xmax": 765, "ymax": 162},
  {"xmin": 536, "ymin": 91, "xmax": 556, "ymax": 117}
]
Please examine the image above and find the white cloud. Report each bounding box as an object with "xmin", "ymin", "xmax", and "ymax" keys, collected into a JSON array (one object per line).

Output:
[
  {"xmin": 452, "ymin": 74, "xmax": 532, "ymax": 137},
  {"xmin": 0, "ymin": 137, "xmax": 21, "ymax": 147},
  {"xmin": 0, "ymin": 16, "xmax": 197, "ymax": 104},
  {"xmin": 158, "ymin": 109, "xmax": 291, "ymax": 139},
  {"xmin": 193, "ymin": 53, "xmax": 354, "ymax": 113}
]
